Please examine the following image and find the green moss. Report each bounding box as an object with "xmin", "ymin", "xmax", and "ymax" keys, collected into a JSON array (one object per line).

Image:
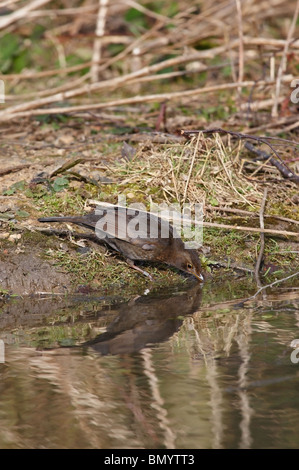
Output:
[
  {"xmin": 269, "ymin": 202, "xmax": 299, "ymax": 222},
  {"xmin": 36, "ymin": 192, "xmax": 86, "ymax": 216}
]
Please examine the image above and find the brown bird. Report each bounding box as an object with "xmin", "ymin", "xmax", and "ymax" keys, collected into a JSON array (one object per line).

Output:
[{"xmin": 38, "ymin": 204, "xmax": 204, "ymax": 282}]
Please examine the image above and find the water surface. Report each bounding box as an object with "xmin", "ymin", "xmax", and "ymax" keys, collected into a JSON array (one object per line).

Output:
[{"xmin": 0, "ymin": 276, "xmax": 299, "ymax": 448}]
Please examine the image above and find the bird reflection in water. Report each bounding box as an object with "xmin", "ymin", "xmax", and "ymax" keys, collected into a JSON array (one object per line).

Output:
[{"xmin": 84, "ymin": 282, "xmax": 202, "ymax": 356}]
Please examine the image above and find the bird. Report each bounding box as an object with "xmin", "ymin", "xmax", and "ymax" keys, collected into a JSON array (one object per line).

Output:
[{"xmin": 38, "ymin": 204, "xmax": 204, "ymax": 282}]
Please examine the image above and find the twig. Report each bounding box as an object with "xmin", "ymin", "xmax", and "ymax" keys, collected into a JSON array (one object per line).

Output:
[
  {"xmin": 254, "ymin": 188, "xmax": 268, "ymax": 287},
  {"xmin": 91, "ymin": 0, "xmax": 109, "ymax": 83},
  {"xmin": 283, "ymin": 121, "xmax": 299, "ymax": 133},
  {"xmin": 240, "ymin": 271, "xmax": 299, "ymax": 304},
  {"xmin": 155, "ymin": 102, "xmax": 167, "ymax": 132}
]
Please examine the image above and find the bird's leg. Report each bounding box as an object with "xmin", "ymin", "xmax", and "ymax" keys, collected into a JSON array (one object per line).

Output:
[{"xmin": 126, "ymin": 258, "xmax": 153, "ymax": 281}]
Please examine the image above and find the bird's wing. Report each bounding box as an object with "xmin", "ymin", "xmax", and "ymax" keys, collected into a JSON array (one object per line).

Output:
[{"xmin": 94, "ymin": 206, "xmax": 175, "ymax": 243}]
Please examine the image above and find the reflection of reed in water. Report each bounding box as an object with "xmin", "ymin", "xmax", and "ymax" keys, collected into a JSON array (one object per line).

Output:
[{"xmin": 170, "ymin": 309, "xmax": 255, "ymax": 449}]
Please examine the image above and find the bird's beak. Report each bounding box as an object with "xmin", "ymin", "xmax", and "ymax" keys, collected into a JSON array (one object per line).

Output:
[{"xmin": 193, "ymin": 272, "xmax": 204, "ymax": 283}]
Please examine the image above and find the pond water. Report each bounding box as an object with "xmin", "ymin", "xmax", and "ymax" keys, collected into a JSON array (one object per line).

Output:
[{"xmin": 0, "ymin": 274, "xmax": 299, "ymax": 449}]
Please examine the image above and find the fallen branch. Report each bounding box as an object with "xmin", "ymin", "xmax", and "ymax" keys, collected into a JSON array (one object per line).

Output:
[
  {"xmin": 208, "ymin": 260, "xmax": 254, "ymax": 273},
  {"xmin": 244, "ymin": 141, "xmax": 299, "ymax": 184},
  {"xmin": 0, "ymin": 163, "xmax": 30, "ymax": 176}
]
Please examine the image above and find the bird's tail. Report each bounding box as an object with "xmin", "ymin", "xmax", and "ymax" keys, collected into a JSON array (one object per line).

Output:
[
  {"xmin": 38, "ymin": 216, "xmax": 79, "ymax": 223},
  {"xmin": 38, "ymin": 215, "xmax": 98, "ymax": 231}
]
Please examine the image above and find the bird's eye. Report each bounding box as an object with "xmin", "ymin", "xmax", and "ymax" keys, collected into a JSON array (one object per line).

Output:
[{"xmin": 187, "ymin": 263, "xmax": 193, "ymax": 269}]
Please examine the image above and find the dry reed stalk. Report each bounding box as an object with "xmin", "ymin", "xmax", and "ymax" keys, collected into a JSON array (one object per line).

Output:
[
  {"xmin": 168, "ymin": 158, "xmax": 181, "ymax": 204},
  {"xmin": 4, "ymin": 73, "xmax": 91, "ymax": 101},
  {"xmin": 1, "ymin": 77, "xmax": 295, "ymax": 122},
  {"xmin": 0, "ymin": 1, "xmax": 19, "ymax": 8},
  {"xmin": 3, "ymin": 34, "xmax": 295, "ymax": 84},
  {"xmin": 183, "ymin": 134, "xmax": 201, "ymax": 204},
  {"xmin": 46, "ymin": 31, "xmax": 66, "ymax": 70},
  {"xmin": 6, "ymin": 29, "xmax": 299, "ymax": 108},
  {"xmin": 235, "ymin": 0, "xmax": 244, "ymax": 100},
  {"xmin": 272, "ymin": 0, "xmax": 299, "ymax": 117},
  {"xmin": 3, "ymin": 62, "xmax": 230, "ymax": 102},
  {"xmin": 244, "ymin": 115, "xmax": 299, "ymax": 133},
  {"xmin": 0, "ymin": 0, "xmax": 51, "ymax": 29},
  {"xmin": 202, "ymin": 221, "xmax": 298, "ymax": 238},
  {"xmin": 214, "ymin": 134, "xmax": 253, "ymax": 207},
  {"xmin": 0, "ymin": 62, "xmax": 96, "ymax": 80},
  {"xmin": 205, "ymin": 205, "xmax": 299, "ymax": 226},
  {"xmin": 0, "ymin": 44, "xmax": 230, "ymax": 117},
  {"xmin": 247, "ymin": 157, "xmax": 274, "ymax": 179},
  {"xmin": 91, "ymin": 0, "xmax": 109, "ymax": 83},
  {"xmin": 21, "ymin": 5, "xmax": 98, "ymax": 17},
  {"xmin": 283, "ymin": 121, "xmax": 299, "ymax": 132},
  {"xmin": 240, "ymin": 97, "xmax": 285, "ymax": 112},
  {"xmin": 1, "ymin": 25, "xmax": 298, "ymax": 112}
]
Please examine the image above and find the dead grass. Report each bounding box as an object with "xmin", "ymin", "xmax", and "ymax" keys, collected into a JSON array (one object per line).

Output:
[{"xmin": 107, "ymin": 135, "xmax": 297, "ymax": 215}]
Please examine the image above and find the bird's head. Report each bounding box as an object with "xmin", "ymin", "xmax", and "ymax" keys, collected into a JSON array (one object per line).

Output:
[{"xmin": 173, "ymin": 248, "xmax": 204, "ymax": 282}]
